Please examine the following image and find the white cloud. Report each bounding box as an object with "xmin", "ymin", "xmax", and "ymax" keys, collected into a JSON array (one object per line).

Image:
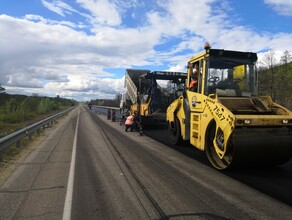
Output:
[
  {"xmin": 24, "ymin": 14, "xmax": 85, "ymax": 29},
  {"xmin": 7, "ymin": 74, "xmax": 43, "ymax": 88},
  {"xmin": 264, "ymin": 0, "xmax": 292, "ymax": 16},
  {"xmin": 76, "ymin": 0, "xmax": 121, "ymax": 26},
  {"xmin": 41, "ymin": 0, "xmax": 78, "ymax": 16},
  {"xmin": 0, "ymin": 14, "xmax": 128, "ymax": 100}
]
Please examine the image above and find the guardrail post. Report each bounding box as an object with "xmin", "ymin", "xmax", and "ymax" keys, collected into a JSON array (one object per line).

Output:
[
  {"xmin": 0, "ymin": 152, "xmax": 3, "ymax": 162},
  {"xmin": 16, "ymin": 140, "xmax": 21, "ymax": 148},
  {"xmin": 25, "ymin": 130, "xmax": 32, "ymax": 141},
  {"xmin": 111, "ymin": 109, "xmax": 116, "ymax": 122},
  {"xmin": 37, "ymin": 128, "xmax": 41, "ymax": 136},
  {"xmin": 107, "ymin": 109, "xmax": 111, "ymax": 120}
]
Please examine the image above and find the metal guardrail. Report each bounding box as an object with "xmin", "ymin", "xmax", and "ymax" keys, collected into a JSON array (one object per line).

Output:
[
  {"xmin": 91, "ymin": 105, "xmax": 121, "ymax": 122},
  {"xmin": 91, "ymin": 105, "xmax": 144, "ymax": 135},
  {"xmin": 0, "ymin": 106, "xmax": 75, "ymax": 159}
]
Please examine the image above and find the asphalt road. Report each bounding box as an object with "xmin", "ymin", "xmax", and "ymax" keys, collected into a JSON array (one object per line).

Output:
[
  {"xmin": 0, "ymin": 106, "xmax": 291, "ymax": 219},
  {"xmin": 142, "ymin": 126, "xmax": 292, "ymax": 208}
]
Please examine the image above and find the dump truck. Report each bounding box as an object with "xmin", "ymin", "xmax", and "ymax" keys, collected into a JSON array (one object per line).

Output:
[
  {"xmin": 124, "ymin": 69, "xmax": 187, "ymax": 126},
  {"xmin": 166, "ymin": 44, "xmax": 292, "ymax": 170}
]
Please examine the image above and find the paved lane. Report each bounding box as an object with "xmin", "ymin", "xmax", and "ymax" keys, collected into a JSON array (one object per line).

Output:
[
  {"xmin": 72, "ymin": 107, "xmax": 292, "ymax": 219},
  {"xmin": 72, "ymin": 107, "xmax": 152, "ymax": 219}
]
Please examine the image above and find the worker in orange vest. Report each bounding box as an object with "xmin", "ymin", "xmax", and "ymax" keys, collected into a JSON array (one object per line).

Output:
[
  {"xmin": 189, "ymin": 63, "xmax": 198, "ymax": 92},
  {"xmin": 125, "ymin": 114, "xmax": 135, "ymax": 132}
]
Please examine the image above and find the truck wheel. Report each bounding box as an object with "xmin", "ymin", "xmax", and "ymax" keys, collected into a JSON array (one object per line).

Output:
[
  {"xmin": 168, "ymin": 117, "xmax": 183, "ymax": 145},
  {"xmin": 205, "ymin": 124, "xmax": 234, "ymax": 170}
]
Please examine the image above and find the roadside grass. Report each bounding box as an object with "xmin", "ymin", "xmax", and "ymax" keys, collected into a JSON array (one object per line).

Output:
[
  {"xmin": 0, "ymin": 107, "xmax": 70, "ymax": 172},
  {"xmin": 0, "ymin": 121, "xmax": 25, "ymax": 138},
  {"xmin": 0, "ymin": 130, "xmax": 42, "ymax": 166},
  {"xmin": 0, "ymin": 130, "xmax": 46, "ymax": 185},
  {"xmin": 0, "ymin": 117, "xmax": 62, "ymax": 185},
  {"xmin": 0, "ymin": 107, "xmax": 68, "ymax": 137}
]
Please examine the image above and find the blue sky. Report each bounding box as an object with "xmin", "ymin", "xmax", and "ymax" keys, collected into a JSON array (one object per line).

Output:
[{"xmin": 0, "ymin": 0, "xmax": 291, "ymax": 101}]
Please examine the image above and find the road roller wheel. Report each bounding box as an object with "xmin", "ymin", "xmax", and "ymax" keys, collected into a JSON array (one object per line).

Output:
[
  {"xmin": 205, "ymin": 124, "xmax": 235, "ymax": 170},
  {"xmin": 168, "ymin": 117, "xmax": 183, "ymax": 145}
]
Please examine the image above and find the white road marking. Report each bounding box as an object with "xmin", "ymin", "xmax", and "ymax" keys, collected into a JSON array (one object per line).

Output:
[{"xmin": 62, "ymin": 109, "xmax": 80, "ymax": 220}]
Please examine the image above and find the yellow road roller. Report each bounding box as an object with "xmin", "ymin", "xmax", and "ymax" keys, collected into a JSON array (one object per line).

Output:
[{"xmin": 166, "ymin": 44, "xmax": 292, "ymax": 170}]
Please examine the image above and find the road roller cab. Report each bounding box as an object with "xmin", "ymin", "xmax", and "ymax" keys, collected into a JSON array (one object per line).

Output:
[{"xmin": 166, "ymin": 43, "xmax": 292, "ymax": 170}]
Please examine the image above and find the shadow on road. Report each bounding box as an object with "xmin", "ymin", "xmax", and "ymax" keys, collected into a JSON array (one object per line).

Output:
[{"xmin": 143, "ymin": 125, "xmax": 292, "ymax": 207}]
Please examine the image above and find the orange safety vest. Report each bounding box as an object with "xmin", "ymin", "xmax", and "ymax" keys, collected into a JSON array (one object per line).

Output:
[
  {"xmin": 125, "ymin": 115, "xmax": 134, "ymax": 125},
  {"xmin": 189, "ymin": 79, "xmax": 198, "ymax": 89}
]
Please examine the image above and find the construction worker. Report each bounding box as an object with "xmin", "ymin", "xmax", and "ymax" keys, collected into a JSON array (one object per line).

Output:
[
  {"xmin": 189, "ymin": 63, "xmax": 198, "ymax": 92},
  {"xmin": 125, "ymin": 114, "xmax": 135, "ymax": 132}
]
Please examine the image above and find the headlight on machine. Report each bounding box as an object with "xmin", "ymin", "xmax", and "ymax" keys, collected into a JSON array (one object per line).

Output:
[
  {"xmin": 244, "ymin": 119, "xmax": 251, "ymax": 124},
  {"xmin": 237, "ymin": 119, "xmax": 251, "ymax": 125},
  {"xmin": 282, "ymin": 119, "xmax": 289, "ymax": 124}
]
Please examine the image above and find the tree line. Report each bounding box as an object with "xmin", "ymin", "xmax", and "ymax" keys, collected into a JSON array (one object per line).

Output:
[
  {"xmin": 258, "ymin": 50, "xmax": 292, "ymax": 110},
  {"xmin": 88, "ymin": 97, "xmax": 120, "ymax": 108},
  {"xmin": 0, "ymin": 93, "xmax": 77, "ymax": 124}
]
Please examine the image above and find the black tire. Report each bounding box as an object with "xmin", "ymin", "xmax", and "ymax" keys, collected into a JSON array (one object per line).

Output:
[
  {"xmin": 168, "ymin": 117, "xmax": 183, "ymax": 146},
  {"xmin": 205, "ymin": 123, "xmax": 234, "ymax": 170}
]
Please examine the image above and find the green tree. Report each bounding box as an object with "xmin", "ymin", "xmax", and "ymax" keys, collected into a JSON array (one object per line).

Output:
[
  {"xmin": 5, "ymin": 98, "xmax": 18, "ymax": 114},
  {"xmin": 278, "ymin": 51, "xmax": 292, "ymax": 107},
  {"xmin": 260, "ymin": 50, "xmax": 277, "ymax": 100}
]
